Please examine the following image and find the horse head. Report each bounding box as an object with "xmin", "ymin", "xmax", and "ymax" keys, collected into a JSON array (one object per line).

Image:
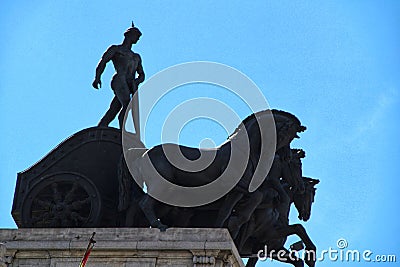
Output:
[
  {"xmin": 227, "ymin": 110, "xmax": 306, "ymax": 193},
  {"xmin": 289, "ymin": 148, "xmax": 306, "ymax": 193},
  {"xmin": 293, "ymin": 177, "xmax": 319, "ymax": 222},
  {"xmin": 272, "ymin": 110, "xmax": 306, "ymax": 150},
  {"xmin": 228, "ymin": 109, "xmax": 306, "ymax": 151}
]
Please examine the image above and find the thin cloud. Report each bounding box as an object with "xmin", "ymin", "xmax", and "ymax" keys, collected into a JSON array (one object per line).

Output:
[{"xmin": 352, "ymin": 88, "xmax": 398, "ymax": 143}]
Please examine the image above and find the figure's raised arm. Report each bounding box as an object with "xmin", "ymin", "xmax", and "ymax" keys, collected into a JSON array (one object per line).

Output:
[{"xmin": 92, "ymin": 45, "xmax": 117, "ymax": 89}]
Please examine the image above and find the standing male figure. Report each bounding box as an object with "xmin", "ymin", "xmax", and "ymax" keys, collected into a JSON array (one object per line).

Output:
[{"xmin": 92, "ymin": 23, "xmax": 145, "ymax": 131}]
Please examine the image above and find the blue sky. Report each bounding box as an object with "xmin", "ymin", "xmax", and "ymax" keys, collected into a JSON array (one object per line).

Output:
[{"xmin": 1, "ymin": 1, "xmax": 399, "ymax": 266}]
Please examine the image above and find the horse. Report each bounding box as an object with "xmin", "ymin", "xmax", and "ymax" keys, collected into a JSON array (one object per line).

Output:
[
  {"xmin": 216, "ymin": 146, "xmax": 306, "ymax": 239},
  {"xmin": 120, "ymin": 109, "xmax": 306, "ymax": 230},
  {"xmin": 240, "ymin": 177, "xmax": 319, "ymax": 267}
]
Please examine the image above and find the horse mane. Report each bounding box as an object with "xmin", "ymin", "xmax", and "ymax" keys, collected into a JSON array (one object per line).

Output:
[
  {"xmin": 272, "ymin": 109, "xmax": 301, "ymax": 125},
  {"xmin": 228, "ymin": 109, "xmax": 301, "ymax": 139},
  {"xmin": 228, "ymin": 109, "xmax": 270, "ymax": 139}
]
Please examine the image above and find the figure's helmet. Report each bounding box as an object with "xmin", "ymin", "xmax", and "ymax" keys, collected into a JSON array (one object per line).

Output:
[{"xmin": 124, "ymin": 22, "xmax": 142, "ymax": 38}]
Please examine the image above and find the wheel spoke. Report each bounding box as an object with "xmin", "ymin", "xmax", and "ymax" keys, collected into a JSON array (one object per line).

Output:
[
  {"xmin": 71, "ymin": 197, "xmax": 91, "ymax": 210},
  {"xmin": 51, "ymin": 183, "xmax": 62, "ymax": 202},
  {"xmin": 25, "ymin": 176, "xmax": 97, "ymax": 228},
  {"xmin": 64, "ymin": 182, "xmax": 78, "ymax": 203},
  {"xmin": 31, "ymin": 211, "xmax": 50, "ymax": 224},
  {"xmin": 71, "ymin": 211, "xmax": 88, "ymax": 226},
  {"xmin": 34, "ymin": 198, "xmax": 51, "ymax": 209}
]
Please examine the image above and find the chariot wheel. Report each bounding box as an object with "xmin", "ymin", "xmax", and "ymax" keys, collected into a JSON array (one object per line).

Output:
[{"xmin": 21, "ymin": 172, "xmax": 101, "ymax": 227}]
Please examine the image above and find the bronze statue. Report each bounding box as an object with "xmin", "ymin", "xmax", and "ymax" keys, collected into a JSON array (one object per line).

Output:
[
  {"xmin": 12, "ymin": 106, "xmax": 320, "ymax": 266},
  {"xmin": 234, "ymin": 149, "xmax": 317, "ymax": 267},
  {"xmin": 119, "ymin": 110, "xmax": 306, "ymax": 229},
  {"xmin": 92, "ymin": 22, "xmax": 145, "ymax": 129},
  {"xmin": 117, "ymin": 110, "xmax": 319, "ymax": 267},
  {"xmin": 223, "ymin": 146, "xmax": 305, "ymax": 240},
  {"xmin": 241, "ymin": 177, "xmax": 319, "ymax": 267},
  {"xmin": 11, "ymin": 20, "xmax": 322, "ymax": 267}
]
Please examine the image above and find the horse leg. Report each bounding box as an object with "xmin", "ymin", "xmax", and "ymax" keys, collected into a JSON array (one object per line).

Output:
[
  {"xmin": 227, "ymin": 191, "xmax": 264, "ymax": 239},
  {"xmin": 138, "ymin": 194, "xmax": 168, "ymax": 231},
  {"xmin": 246, "ymin": 246, "xmax": 303, "ymax": 267},
  {"xmin": 270, "ymin": 178, "xmax": 291, "ymax": 223},
  {"xmin": 236, "ymin": 220, "xmax": 255, "ymax": 252},
  {"xmin": 270, "ymin": 247, "xmax": 304, "ymax": 267},
  {"xmin": 245, "ymin": 257, "xmax": 258, "ymax": 267},
  {"xmin": 272, "ymin": 224, "xmax": 316, "ymax": 267},
  {"xmin": 214, "ymin": 191, "xmax": 243, "ymax": 227},
  {"xmin": 169, "ymin": 208, "xmax": 193, "ymax": 227},
  {"xmin": 125, "ymin": 200, "xmax": 139, "ymax": 226}
]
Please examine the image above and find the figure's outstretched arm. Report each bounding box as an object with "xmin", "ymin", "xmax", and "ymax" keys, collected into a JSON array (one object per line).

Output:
[{"xmin": 92, "ymin": 45, "xmax": 116, "ymax": 89}]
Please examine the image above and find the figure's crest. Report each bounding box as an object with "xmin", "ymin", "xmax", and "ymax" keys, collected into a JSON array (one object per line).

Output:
[{"xmin": 124, "ymin": 21, "xmax": 142, "ymax": 37}]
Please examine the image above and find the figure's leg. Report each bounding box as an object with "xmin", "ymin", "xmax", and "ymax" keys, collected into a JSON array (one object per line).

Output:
[
  {"xmin": 117, "ymin": 91, "xmax": 131, "ymax": 130},
  {"xmin": 111, "ymin": 78, "xmax": 132, "ymax": 129},
  {"xmin": 98, "ymin": 96, "xmax": 122, "ymax": 127},
  {"xmin": 214, "ymin": 191, "xmax": 243, "ymax": 227}
]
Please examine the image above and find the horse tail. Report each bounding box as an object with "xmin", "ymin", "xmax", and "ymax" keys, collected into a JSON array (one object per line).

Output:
[
  {"xmin": 118, "ymin": 154, "xmax": 132, "ymax": 212},
  {"xmin": 118, "ymin": 148, "xmax": 147, "ymax": 212},
  {"xmin": 129, "ymin": 152, "xmax": 146, "ymax": 201}
]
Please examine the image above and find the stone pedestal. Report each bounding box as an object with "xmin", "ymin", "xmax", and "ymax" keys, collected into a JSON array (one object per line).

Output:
[{"xmin": 0, "ymin": 228, "xmax": 244, "ymax": 267}]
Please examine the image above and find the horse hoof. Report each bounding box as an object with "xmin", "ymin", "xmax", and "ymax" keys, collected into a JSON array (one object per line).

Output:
[
  {"xmin": 305, "ymin": 259, "xmax": 315, "ymax": 267},
  {"xmin": 155, "ymin": 221, "xmax": 168, "ymax": 232},
  {"xmin": 159, "ymin": 224, "xmax": 168, "ymax": 232},
  {"xmin": 304, "ymin": 249, "xmax": 316, "ymax": 267},
  {"xmin": 151, "ymin": 219, "xmax": 169, "ymax": 232}
]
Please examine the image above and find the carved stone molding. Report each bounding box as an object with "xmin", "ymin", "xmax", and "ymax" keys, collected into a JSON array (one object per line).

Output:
[
  {"xmin": 0, "ymin": 228, "xmax": 244, "ymax": 267},
  {"xmin": 0, "ymin": 243, "xmax": 13, "ymax": 267},
  {"xmin": 192, "ymin": 254, "xmax": 216, "ymax": 267}
]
